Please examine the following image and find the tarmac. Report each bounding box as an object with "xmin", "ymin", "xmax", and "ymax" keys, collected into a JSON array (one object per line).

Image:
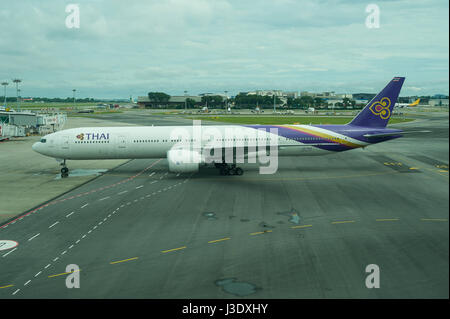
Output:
[
  {"xmin": 0, "ymin": 116, "xmax": 136, "ymax": 223},
  {"xmin": 0, "ymin": 110, "xmax": 448, "ymax": 298}
]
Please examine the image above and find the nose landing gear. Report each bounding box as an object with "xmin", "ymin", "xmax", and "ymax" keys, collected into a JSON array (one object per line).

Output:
[{"xmin": 60, "ymin": 160, "xmax": 69, "ymax": 178}]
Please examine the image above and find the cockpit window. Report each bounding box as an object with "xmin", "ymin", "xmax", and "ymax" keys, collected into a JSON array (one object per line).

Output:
[{"xmin": 40, "ymin": 138, "xmax": 47, "ymax": 143}]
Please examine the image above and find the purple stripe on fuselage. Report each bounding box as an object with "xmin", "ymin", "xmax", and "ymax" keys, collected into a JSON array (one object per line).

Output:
[
  {"xmin": 245, "ymin": 124, "xmax": 351, "ymax": 152},
  {"xmin": 245, "ymin": 124, "xmax": 403, "ymax": 152}
]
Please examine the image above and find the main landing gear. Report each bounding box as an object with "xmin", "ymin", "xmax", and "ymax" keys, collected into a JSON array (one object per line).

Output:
[
  {"xmin": 60, "ymin": 159, "xmax": 69, "ymax": 178},
  {"xmin": 214, "ymin": 162, "xmax": 244, "ymax": 176}
]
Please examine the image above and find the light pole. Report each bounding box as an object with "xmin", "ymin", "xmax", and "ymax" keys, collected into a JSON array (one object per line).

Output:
[
  {"xmin": 18, "ymin": 89, "xmax": 21, "ymax": 110},
  {"xmin": 12, "ymin": 79, "xmax": 21, "ymax": 111},
  {"xmin": 1, "ymin": 81, "xmax": 8, "ymax": 107},
  {"xmin": 184, "ymin": 90, "xmax": 187, "ymax": 110},
  {"xmin": 72, "ymin": 89, "xmax": 76, "ymax": 109},
  {"xmin": 224, "ymin": 90, "xmax": 228, "ymax": 110},
  {"xmin": 273, "ymin": 93, "xmax": 276, "ymax": 113}
]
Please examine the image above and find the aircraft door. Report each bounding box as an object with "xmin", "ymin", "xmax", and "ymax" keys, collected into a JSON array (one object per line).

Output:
[
  {"xmin": 118, "ymin": 135, "xmax": 126, "ymax": 149},
  {"xmin": 61, "ymin": 135, "xmax": 70, "ymax": 150}
]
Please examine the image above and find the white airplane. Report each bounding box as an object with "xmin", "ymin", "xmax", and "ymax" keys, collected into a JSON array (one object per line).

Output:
[{"xmin": 32, "ymin": 77, "xmax": 411, "ymax": 178}]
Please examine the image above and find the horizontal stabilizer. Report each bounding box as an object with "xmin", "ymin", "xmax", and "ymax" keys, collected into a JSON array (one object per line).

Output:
[{"xmin": 363, "ymin": 130, "xmax": 431, "ymax": 139}]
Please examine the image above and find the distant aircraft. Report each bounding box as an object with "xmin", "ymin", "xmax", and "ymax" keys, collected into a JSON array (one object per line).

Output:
[
  {"xmin": 396, "ymin": 98, "xmax": 420, "ymax": 108},
  {"xmin": 33, "ymin": 77, "xmax": 423, "ymax": 178}
]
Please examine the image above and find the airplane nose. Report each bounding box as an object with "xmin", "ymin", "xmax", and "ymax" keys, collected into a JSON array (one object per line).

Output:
[{"xmin": 32, "ymin": 142, "xmax": 40, "ymax": 152}]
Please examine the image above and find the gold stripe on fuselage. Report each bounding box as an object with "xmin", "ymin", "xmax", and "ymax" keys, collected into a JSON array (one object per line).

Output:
[{"xmin": 279, "ymin": 125, "xmax": 364, "ymax": 149}]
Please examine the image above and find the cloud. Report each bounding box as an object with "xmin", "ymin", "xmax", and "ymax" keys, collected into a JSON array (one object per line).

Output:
[{"xmin": 0, "ymin": 0, "xmax": 447, "ymax": 98}]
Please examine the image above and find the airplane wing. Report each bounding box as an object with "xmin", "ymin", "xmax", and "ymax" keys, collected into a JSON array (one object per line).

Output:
[{"xmin": 200, "ymin": 142, "xmax": 339, "ymax": 161}]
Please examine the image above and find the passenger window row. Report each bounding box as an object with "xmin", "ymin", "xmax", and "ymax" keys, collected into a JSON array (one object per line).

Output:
[{"xmin": 75, "ymin": 141, "xmax": 109, "ymax": 143}]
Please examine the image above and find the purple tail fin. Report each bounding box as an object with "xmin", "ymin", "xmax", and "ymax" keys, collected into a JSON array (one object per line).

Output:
[{"xmin": 349, "ymin": 77, "xmax": 405, "ymax": 128}]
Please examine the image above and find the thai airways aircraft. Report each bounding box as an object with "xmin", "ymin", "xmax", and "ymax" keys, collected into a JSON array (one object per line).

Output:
[
  {"xmin": 33, "ymin": 77, "xmax": 412, "ymax": 177},
  {"xmin": 396, "ymin": 98, "xmax": 420, "ymax": 108}
]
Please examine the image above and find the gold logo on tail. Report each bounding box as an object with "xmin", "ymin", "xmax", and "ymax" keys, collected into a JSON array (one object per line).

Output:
[{"xmin": 369, "ymin": 97, "xmax": 391, "ymax": 119}]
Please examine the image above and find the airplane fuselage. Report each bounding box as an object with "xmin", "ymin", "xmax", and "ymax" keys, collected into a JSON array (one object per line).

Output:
[{"xmin": 32, "ymin": 124, "xmax": 402, "ymax": 160}]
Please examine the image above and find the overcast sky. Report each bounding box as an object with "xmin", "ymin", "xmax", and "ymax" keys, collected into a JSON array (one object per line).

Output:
[{"xmin": 0, "ymin": 0, "xmax": 448, "ymax": 98}]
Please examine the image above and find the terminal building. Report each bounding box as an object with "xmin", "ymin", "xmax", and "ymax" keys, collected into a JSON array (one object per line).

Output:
[{"xmin": 0, "ymin": 111, "xmax": 66, "ymax": 139}]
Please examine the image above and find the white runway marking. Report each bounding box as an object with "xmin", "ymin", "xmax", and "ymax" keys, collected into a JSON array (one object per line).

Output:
[
  {"xmin": 118, "ymin": 191, "xmax": 128, "ymax": 195},
  {"xmin": 28, "ymin": 233, "xmax": 40, "ymax": 241},
  {"xmin": 81, "ymin": 203, "xmax": 88, "ymax": 209},
  {"xmin": 149, "ymin": 172, "xmax": 155, "ymax": 177},
  {"xmin": 49, "ymin": 221, "xmax": 59, "ymax": 229},
  {"xmin": 99, "ymin": 196, "xmax": 110, "ymax": 201},
  {"xmin": 150, "ymin": 181, "xmax": 157, "ymax": 184},
  {"xmin": 66, "ymin": 211, "xmax": 75, "ymax": 218},
  {"xmin": 3, "ymin": 248, "xmax": 17, "ymax": 257},
  {"xmin": 8, "ymin": 177, "xmax": 193, "ymax": 296}
]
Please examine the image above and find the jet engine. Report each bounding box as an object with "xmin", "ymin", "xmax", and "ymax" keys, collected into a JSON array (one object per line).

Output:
[{"xmin": 167, "ymin": 149, "xmax": 202, "ymax": 173}]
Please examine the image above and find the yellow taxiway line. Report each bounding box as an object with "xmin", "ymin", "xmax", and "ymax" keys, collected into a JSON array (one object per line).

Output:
[
  {"xmin": 110, "ymin": 257, "xmax": 139, "ymax": 264},
  {"xmin": 331, "ymin": 220, "xmax": 356, "ymax": 224},
  {"xmin": 48, "ymin": 269, "xmax": 81, "ymax": 278},
  {"xmin": 0, "ymin": 284, "xmax": 14, "ymax": 289},
  {"xmin": 291, "ymin": 225, "xmax": 313, "ymax": 229},
  {"xmin": 161, "ymin": 246, "xmax": 187, "ymax": 253},
  {"xmin": 208, "ymin": 237, "xmax": 231, "ymax": 243},
  {"xmin": 249, "ymin": 231, "xmax": 272, "ymax": 235}
]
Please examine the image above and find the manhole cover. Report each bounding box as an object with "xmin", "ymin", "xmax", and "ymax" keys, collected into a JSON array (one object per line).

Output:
[{"xmin": 215, "ymin": 278, "xmax": 260, "ymax": 297}]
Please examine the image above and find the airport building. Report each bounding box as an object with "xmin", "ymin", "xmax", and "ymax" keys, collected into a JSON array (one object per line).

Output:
[
  {"xmin": 429, "ymin": 98, "xmax": 449, "ymax": 107},
  {"xmin": 0, "ymin": 111, "xmax": 66, "ymax": 138}
]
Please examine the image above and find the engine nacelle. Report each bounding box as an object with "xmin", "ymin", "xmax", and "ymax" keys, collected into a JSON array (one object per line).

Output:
[{"xmin": 167, "ymin": 149, "xmax": 202, "ymax": 173}]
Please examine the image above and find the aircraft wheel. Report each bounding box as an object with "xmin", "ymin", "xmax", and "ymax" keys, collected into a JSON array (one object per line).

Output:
[
  {"xmin": 220, "ymin": 167, "xmax": 229, "ymax": 175},
  {"xmin": 61, "ymin": 167, "xmax": 69, "ymax": 178},
  {"xmin": 235, "ymin": 167, "xmax": 243, "ymax": 176}
]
